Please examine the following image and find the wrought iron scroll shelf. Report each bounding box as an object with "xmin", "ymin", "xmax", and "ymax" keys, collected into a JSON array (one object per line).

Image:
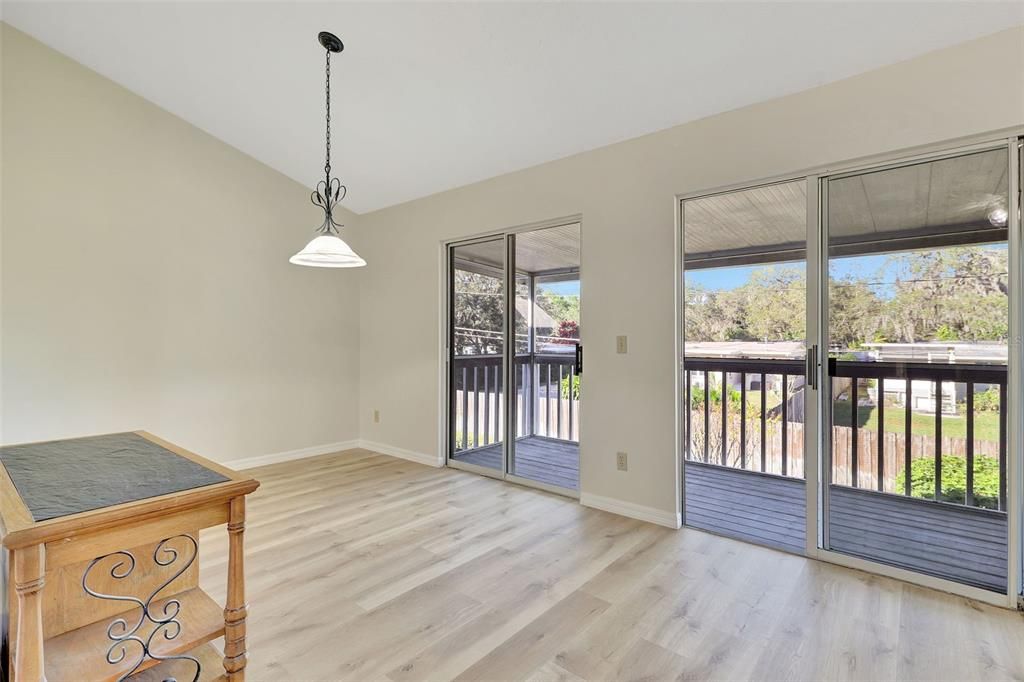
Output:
[{"xmin": 82, "ymin": 534, "xmax": 201, "ymax": 682}]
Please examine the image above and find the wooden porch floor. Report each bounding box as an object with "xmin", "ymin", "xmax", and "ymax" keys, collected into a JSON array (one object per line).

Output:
[
  {"xmin": 684, "ymin": 462, "xmax": 1008, "ymax": 591},
  {"xmin": 451, "ymin": 436, "xmax": 579, "ymax": 490}
]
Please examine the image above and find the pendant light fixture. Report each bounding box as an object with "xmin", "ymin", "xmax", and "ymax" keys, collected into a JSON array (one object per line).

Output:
[{"xmin": 290, "ymin": 31, "xmax": 366, "ymax": 268}]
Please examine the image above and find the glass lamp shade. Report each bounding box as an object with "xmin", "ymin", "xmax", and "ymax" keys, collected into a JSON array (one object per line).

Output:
[{"xmin": 289, "ymin": 233, "xmax": 366, "ymax": 268}]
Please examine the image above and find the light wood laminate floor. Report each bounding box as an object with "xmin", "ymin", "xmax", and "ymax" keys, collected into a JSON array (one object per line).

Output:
[{"xmin": 199, "ymin": 449, "xmax": 1024, "ymax": 681}]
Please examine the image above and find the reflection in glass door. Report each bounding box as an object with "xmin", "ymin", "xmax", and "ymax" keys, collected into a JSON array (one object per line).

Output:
[
  {"xmin": 823, "ymin": 146, "xmax": 1011, "ymax": 592},
  {"xmin": 448, "ymin": 237, "xmax": 506, "ymax": 474},
  {"xmin": 681, "ymin": 179, "xmax": 810, "ymax": 553},
  {"xmin": 509, "ymin": 224, "xmax": 582, "ymax": 491}
]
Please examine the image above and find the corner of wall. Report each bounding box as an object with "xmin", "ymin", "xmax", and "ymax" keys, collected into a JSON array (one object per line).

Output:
[{"xmin": 580, "ymin": 492, "xmax": 682, "ymax": 529}]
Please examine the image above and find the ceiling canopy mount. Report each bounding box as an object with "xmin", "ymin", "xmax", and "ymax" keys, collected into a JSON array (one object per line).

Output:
[{"xmin": 318, "ymin": 31, "xmax": 344, "ymax": 53}]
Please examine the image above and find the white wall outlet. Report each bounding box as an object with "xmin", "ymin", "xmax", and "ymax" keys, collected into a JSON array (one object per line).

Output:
[
  {"xmin": 616, "ymin": 451, "xmax": 628, "ymax": 471},
  {"xmin": 616, "ymin": 335, "xmax": 628, "ymax": 354},
  {"xmin": 373, "ymin": 409, "xmax": 381, "ymax": 423}
]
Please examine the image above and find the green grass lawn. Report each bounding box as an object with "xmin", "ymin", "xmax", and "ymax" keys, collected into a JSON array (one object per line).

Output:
[
  {"xmin": 831, "ymin": 401, "xmax": 1000, "ymax": 441},
  {"xmin": 690, "ymin": 387, "xmax": 1001, "ymax": 441}
]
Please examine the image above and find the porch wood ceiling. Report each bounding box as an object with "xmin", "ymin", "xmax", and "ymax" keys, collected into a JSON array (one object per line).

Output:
[
  {"xmin": 684, "ymin": 148, "xmax": 1009, "ymax": 269},
  {"xmin": 455, "ymin": 223, "xmax": 581, "ymax": 275}
]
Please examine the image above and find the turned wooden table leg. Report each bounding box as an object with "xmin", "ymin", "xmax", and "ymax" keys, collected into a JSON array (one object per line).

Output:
[
  {"xmin": 223, "ymin": 496, "xmax": 248, "ymax": 680},
  {"xmin": 13, "ymin": 545, "xmax": 46, "ymax": 682}
]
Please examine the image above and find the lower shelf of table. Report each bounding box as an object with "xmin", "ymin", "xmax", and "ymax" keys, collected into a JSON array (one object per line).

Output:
[
  {"xmin": 44, "ymin": 587, "xmax": 225, "ymax": 682},
  {"xmin": 131, "ymin": 641, "xmax": 226, "ymax": 681}
]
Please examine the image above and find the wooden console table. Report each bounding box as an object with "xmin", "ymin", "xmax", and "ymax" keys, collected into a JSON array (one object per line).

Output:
[{"xmin": 0, "ymin": 431, "xmax": 259, "ymax": 681}]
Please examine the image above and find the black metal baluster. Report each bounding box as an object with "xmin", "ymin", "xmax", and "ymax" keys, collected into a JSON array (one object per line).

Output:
[
  {"xmin": 703, "ymin": 370, "xmax": 710, "ymax": 463},
  {"xmin": 851, "ymin": 378, "xmax": 859, "ymax": 488},
  {"xmin": 934, "ymin": 380, "xmax": 942, "ymax": 501},
  {"xmin": 966, "ymin": 383, "xmax": 974, "ymax": 507},
  {"xmin": 904, "ymin": 377, "xmax": 911, "ymax": 496},
  {"xmin": 760, "ymin": 373, "xmax": 767, "ymax": 472},
  {"xmin": 721, "ymin": 371, "xmax": 728, "ymax": 466},
  {"xmin": 877, "ymin": 379, "xmax": 884, "ymax": 492},
  {"xmin": 740, "ymin": 375, "xmax": 747, "ymax": 470},
  {"xmin": 781, "ymin": 374, "xmax": 788, "ymax": 476}
]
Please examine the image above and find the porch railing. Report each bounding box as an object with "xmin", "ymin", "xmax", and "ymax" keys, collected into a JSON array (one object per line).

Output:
[
  {"xmin": 684, "ymin": 357, "xmax": 805, "ymax": 478},
  {"xmin": 683, "ymin": 356, "xmax": 1008, "ymax": 511},
  {"xmin": 452, "ymin": 353, "xmax": 579, "ymax": 452},
  {"xmin": 831, "ymin": 359, "xmax": 1007, "ymax": 511}
]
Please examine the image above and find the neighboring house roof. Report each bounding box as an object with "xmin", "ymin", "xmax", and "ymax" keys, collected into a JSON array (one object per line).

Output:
[
  {"xmin": 516, "ymin": 299, "xmax": 557, "ymax": 329},
  {"xmin": 862, "ymin": 341, "xmax": 1007, "ymax": 363},
  {"xmin": 686, "ymin": 341, "xmax": 805, "ymax": 359}
]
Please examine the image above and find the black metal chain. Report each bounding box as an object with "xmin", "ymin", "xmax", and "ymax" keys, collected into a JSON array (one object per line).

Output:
[{"xmin": 324, "ymin": 48, "xmax": 332, "ymax": 180}]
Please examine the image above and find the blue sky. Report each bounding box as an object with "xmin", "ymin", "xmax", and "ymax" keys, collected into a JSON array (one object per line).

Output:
[
  {"xmin": 686, "ymin": 245, "xmax": 1007, "ymax": 295},
  {"xmin": 538, "ymin": 280, "xmax": 580, "ymax": 296},
  {"xmin": 686, "ymin": 256, "xmax": 891, "ymax": 291}
]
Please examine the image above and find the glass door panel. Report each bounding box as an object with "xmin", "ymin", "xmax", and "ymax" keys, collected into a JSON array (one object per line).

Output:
[
  {"xmin": 448, "ymin": 238, "xmax": 506, "ymax": 473},
  {"xmin": 823, "ymin": 146, "xmax": 1011, "ymax": 591},
  {"xmin": 682, "ymin": 179, "xmax": 809, "ymax": 553},
  {"xmin": 509, "ymin": 224, "xmax": 581, "ymax": 491}
]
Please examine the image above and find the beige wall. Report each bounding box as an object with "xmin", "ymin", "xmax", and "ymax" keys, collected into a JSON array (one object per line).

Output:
[
  {"xmin": 1, "ymin": 24, "xmax": 362, "ymax": 463},
  {"xmin": 2, "ymin": 21, "xmax": 1022, "ymax": 519},
  {"xmin": 354, "ymin": 27, "xmax": 1024, "ymax": 521}
]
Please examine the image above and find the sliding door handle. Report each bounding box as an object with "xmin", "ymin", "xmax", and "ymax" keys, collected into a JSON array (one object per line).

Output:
[
  {"xmin": 806, "ymin": 344, "xmax": 818, "ymax": 389},
  {"xmin": 575, "ymin": 343, "xmax": 583, "ymax": 374}
]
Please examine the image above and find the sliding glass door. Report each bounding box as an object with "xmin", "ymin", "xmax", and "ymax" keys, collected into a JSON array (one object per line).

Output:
[
  {"xmin": 821, "ymin": 145, "xmax": 1012, "ymax": 592},
  {"xmin": 447, "ymin": 222, "xmax": 582, "ymax": 495},
  {"xmin": 509, "ymin": 224, "xmax": 582, "ymax": 491},
  {"xmin": 681, "ymin": 179, "xmax": 812, "ymax": 553},
  {"xmin": 449, "ymin": 237, "xmax": 507, "ymax": 474},
  {"xmin": 681, "ymin": 137, "xmax": 1021, "ymax": 600}
]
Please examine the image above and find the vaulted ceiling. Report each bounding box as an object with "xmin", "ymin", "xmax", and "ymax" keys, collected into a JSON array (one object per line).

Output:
[{"xmin": 5, "ymin": 2, "xmax": 1022, "ymax": 213}]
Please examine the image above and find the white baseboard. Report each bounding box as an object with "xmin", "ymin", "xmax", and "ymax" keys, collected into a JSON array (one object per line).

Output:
[
  {"xmin": 226, "ymin": 439, "xmax": 361, "ymax": 470},
  {"xmin": 580, "ymin": 492, "xmax": 682, "ymax": 529},
  {"xmin": 358, "ymin": 439, "xmax": 443, "ymax": 468}
]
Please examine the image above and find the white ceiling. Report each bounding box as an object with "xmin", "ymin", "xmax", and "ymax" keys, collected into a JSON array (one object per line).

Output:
[{"xmin": 5, "ymin": 2, "xmax": 1023, "ymax": 214}]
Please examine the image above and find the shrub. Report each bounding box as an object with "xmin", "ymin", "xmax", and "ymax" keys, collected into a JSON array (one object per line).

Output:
[
  {"xmin": 560, "ymin": 373, "xmax": 581, "ymax": 400},
  {"xmin": 689, "ymin": 385, "xmax": 742, "ymax": 410},
  {"xmin": 973, "ymin": 386, "xmax": 1001, "ymax": 412},
  {"xmin": 895, "ymin": 454, "xmax": 1000, "ymax": 509},
  {"xmin": 555, "ymin": 319, "xmax": 579, "ymax": 342}
]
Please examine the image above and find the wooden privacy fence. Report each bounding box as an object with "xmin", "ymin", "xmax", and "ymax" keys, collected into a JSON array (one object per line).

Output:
[{"xmin": 687, "ymin": 414, "xmax": 1000, "ymax": 492}]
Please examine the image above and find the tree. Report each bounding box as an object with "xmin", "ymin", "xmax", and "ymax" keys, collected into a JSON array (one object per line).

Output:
[
  {"xmin": 685, "ymin": 246, "xmax": 1008, "ymax": 350},
  {"xmin": 536, "ymin": 291, "xmax": 579, "ymax": 324},
  {"xmin": 685, "ymin": 266, "xmax": 805, "ymax": 344},
  {"xmin": 885, "ymin": 248, "xmax": 1008, "ymax": 343},
  {"xmin": 744, "ymin": 267, "xmax": 806, "ymax": 342},
  {"xmin": 454, "ymin": 270, "xmax": 503, "ymax": 354}
]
